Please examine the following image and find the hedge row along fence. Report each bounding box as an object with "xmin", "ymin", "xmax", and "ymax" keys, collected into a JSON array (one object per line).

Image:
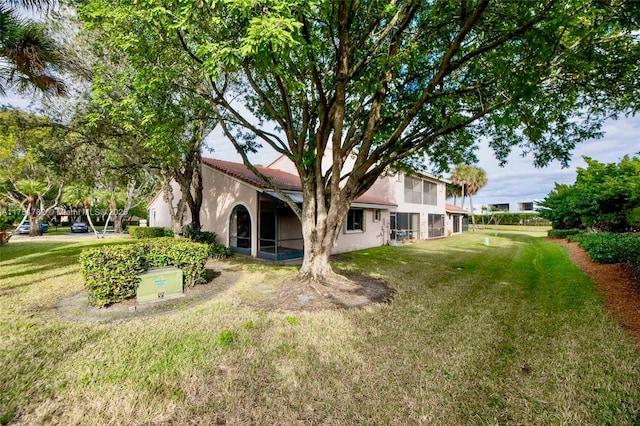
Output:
[
  {"xmin": 547, "ymin": 229, "xmax": 581, "ymax": 238},
  {"xmin": 470, "ymin": 213, "xmax": 550, "ymax": 226},
  {"xmin": 79, "ymin": 238, "xmax": 209, "ymax": 307}
]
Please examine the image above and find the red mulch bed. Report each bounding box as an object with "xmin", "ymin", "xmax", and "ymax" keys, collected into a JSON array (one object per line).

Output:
[{"xmin": 553, "ymin": 238, "xmax": 640, "ymax": 345}]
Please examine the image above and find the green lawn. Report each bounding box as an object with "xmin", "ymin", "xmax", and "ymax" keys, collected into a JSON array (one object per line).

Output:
[{"xmin": 1, "ymin": 232, "xmax": 639, "ymax": 424}]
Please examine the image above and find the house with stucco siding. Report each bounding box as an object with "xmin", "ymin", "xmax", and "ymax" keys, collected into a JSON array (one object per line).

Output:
[{"xmin": 147, "ymin": 154, "xmax": 465, "ymax": 260}]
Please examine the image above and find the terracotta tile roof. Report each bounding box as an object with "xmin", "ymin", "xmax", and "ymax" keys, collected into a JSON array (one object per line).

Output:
[
  {"xmin": 446, "ymin": 203, "xmax": 468, "ymax": 213},
  {"xmin": 352, "ymin": 193, "xmax": 397, "ymax": 207},
  {"xmin": 203, "ymin": 158, "xmax": 302, "ymax": 191},
  {"xmin": 202, "ymin": 157, "xmax": 396, "ymax": 207}
]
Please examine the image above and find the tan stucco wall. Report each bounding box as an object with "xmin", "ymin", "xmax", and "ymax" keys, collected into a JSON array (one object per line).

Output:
[
  {"xmin": 333, "ymin": 209, "xmax": 390, "ymax": 254},
  {"xmin": 148, "ymin": 167, "xmax": 259, "ymax": 256},
  {"xmin": 200, "ymin": 166, "xmax": 259, "ymax": 256},
  {"xmin": 446, "ymin": 213, "xmax": 464, "ymax": 236}
]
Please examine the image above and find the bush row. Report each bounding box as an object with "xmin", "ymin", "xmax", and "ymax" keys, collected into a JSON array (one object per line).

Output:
[
  {"xmin": 471, "ymin": 213, "xmax": 550, "ymax": 226},
  {"xmin": 79, "ymin": 238, "xmax": 209, "ymax": 307},
  {"xmin": 568, "ymin": 232, "xmax": 640, "ymax": 266},
  {"xmin": 547, "ymin": 229, "xmax": 580, "ymax": 238},
  {"xmin": 129, "ymin": 226, "xmax": 174, "ymax": 239}
]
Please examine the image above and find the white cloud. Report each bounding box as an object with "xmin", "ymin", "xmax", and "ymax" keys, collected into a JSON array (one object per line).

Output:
[{"xmin": 471, "ymin": 115, "xmax": 640, "ymax": 207}]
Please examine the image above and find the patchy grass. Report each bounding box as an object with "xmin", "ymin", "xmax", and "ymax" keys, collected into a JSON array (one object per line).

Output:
[{"xmin": 1, "ymin": 233, "xmax": 639, "ymax": 425}]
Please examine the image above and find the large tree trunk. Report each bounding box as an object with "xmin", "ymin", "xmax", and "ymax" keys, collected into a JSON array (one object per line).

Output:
[
  {"xmin": 24, "ymin": 196, "xmax": 42, "ymax": 237},
  {"xmin": 114, "ymin": 214, "xmax": 124, "ymax": 234},
  {"xmin": 296, "ymin": 185, "xmax": 358, "ymax": 291},
  {"xmin": 298, "ymin": 202, "xmax": 340, "ymax": 282},
  {"xmin": 28, "ymin": 214, "xmax": 42, "ymax": 237},
  {"xmin": 187, "ymin": 150, "xmax": 203, "ymax": 231}
]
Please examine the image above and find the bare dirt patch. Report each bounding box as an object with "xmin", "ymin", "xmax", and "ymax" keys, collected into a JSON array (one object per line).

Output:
[
  {"xmin": 552, "ymin": 238, "xmax": 640, "ymax": 344},
  {"xmin": 242, "ymin": 272, "xmax": 395, "ymax": 311}
]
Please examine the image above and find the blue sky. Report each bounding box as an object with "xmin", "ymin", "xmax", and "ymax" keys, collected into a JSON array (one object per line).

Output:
[{"xmin": 5, "ymin": 92, "xmax": 639, "ymax": 210}]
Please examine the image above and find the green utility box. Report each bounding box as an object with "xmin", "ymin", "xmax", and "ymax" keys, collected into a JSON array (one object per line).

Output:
[{"xmin": 137, "ymin": 266, "xmax": 184, "ymax": 303}]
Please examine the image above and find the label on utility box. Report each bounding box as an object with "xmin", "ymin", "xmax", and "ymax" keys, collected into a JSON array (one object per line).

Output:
[{"xmin": 136, "ymin": 266, "xmax": 184, "ymax": 303}]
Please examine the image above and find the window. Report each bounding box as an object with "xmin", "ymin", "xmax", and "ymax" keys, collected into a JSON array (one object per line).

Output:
[
  {"xmin": 373, "ymin": 209, "xmax": 381, "ymax": 222},
  {"xmin": 422, "ymin": 181, "xmax": 437, "ymax": 205},
  {"xmin": 520, "ymin": 202, "xmax": 534, "ymax": 211},
  {"xmin": 346, "ymin": 209, "xmax": 364, "ymax": 232},
  {"xmin": 390, "ymin": 212, "xmax": 420, "ymax": 241},
  {"xmin": 428, "ymin": 214, "xmax": 445, "ymax": 238},
  {"xmin": 404, "ymin": 176, "xmax": 422, "ymax": 204}
]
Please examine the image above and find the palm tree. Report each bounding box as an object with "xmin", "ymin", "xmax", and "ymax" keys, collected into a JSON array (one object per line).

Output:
[
  {"xmin": 62, "ymin": 184, "xmax": 101, "ymax": 237},
  {"xmin": 450, "ymin": 164, "xmax": 488, "ymax": 231},
  {"xmin": 0, "ymin": 1, "xmax": 65, "ymax": 96},
  {"xmin": 446, "ymin": 183, "xmax": 462, "ymax": 206}
]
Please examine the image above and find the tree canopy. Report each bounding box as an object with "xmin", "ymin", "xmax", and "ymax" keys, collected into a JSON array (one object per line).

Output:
[
  {"xmin": 78, "ymin": 0, "xmax": 640, "ymax": 283},
  {"xmin": 539, "ymin": 155, "xmax": 640, "ymax": 231}
]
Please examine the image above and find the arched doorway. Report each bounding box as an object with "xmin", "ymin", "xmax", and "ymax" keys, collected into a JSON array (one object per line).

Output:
[{"xmin": 230, "ymin": 205, "xmax": 251, "ymax": 254}]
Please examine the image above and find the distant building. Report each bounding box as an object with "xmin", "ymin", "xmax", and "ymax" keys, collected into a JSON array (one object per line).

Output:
[{"xmin": 475, "ymin": 200, "xmax": 541, "ymax": 214}]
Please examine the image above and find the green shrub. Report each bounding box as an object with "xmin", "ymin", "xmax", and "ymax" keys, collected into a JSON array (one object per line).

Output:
[
  {"xmin": 182, "ymin": 225, "xmax": 230, "ymax": 259},
  {"xmin": 209, "ymin": 242, "xmax": 231, "ymax": 259},
  {"xmin": 129, "ymin": 226, "xmax": 173, "ymax": 239},
  {"xmin": 79, "ymin": 245, "xmax": 147, "ymax": 307},
  {"xmin": 182, "ymin": 225, "xmax": 217, "ymax": 244},
  {"xmin": 547, "ymin": 229, "xmax": 580, "ymax": 238},
  {"xmin": 471, "ymin": 213, "xmax": 550, "ymax": 226},
  {"xmin": 571, "ymin": 232, "xmax": 640, "ymax": 265},
  {"xmin": 79, "ymin": 239, "xmax": 209, "ymax": 307}
]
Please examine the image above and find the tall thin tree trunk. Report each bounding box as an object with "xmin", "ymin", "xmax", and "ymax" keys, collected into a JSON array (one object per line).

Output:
[
  {"xmin": 85, "ymin": 207, "xmax": 100, "ymax": 238},
  {"xmin": 469, "ymin": 195, "xmax": 477, "ymax": 231}
]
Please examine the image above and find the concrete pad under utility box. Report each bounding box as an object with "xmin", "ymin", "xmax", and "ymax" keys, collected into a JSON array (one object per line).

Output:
[{"xmin": 137, "ymin": 266, "xmax": 184, "ymax": 303}]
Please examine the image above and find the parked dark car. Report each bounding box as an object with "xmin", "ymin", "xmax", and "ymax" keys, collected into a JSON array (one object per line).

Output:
[
  {"xmin": 17, "ymin": 221, "xmax": 49, "ymax": 234},
  {"xmin": 71, "ymin": 222, "xmax": 89, "ymax": 233}
]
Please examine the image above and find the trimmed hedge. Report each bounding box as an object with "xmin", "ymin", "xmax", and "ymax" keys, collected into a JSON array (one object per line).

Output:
[
  {"xmin": 569, "ymin": 232, "xmax": 640, "ymax": 265},
  {"xmin": 79, "ymin": 238, "xmax": 209, "ymax": 307},
  {"xmin": 129, "ymin": 226, "xmax": 173, "ymax": 239},
  {"xmin": 547, "ymin": 229, "xmax": 580, "ymax": 238}
]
